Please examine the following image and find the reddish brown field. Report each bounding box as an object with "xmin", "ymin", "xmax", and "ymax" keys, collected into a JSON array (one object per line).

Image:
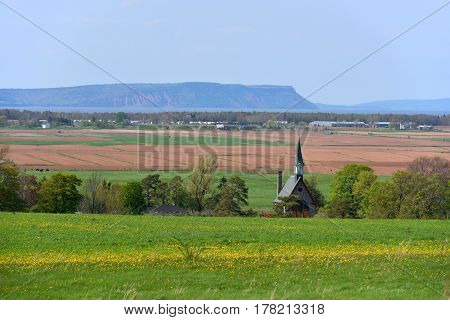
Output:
[{"xmin": 1, "ymin": 128, "xmax": 449, "ymax": 175}]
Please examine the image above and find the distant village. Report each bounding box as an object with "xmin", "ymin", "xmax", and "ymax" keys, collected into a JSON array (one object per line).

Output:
[
  {"xmin": 308, "ymin": 121, "xmax": 434, "ymax": 130},
  {"xmin": 1, "ymin": 109, "xmax": 445, "ymax": 131},
  {"xmin": 27, "ymin": 119, "xmax": 436, "ymax": 131},
  {"xmin": 34, "ymin": 119, "xmax": 436, "ymax": 131}
]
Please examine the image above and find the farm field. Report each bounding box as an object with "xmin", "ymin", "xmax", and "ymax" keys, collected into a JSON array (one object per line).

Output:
[
  {"xmin": 0, "ymin": 213, "xmax": 448, "ymax": 299},
  {"xmin": 1, "ymin": 128, "xmax": 449, "ymax": 175}
]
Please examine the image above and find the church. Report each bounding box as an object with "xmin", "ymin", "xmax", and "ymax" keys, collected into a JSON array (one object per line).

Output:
[{"xmin": 274, "ymin": 139, "xmax": 316, "ymax": 217}]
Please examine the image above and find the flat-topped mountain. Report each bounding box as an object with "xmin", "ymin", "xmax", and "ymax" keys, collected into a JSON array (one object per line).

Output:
[{"xmin": 0, "ymin": 82, "xmax": 317, "ymax": 110}]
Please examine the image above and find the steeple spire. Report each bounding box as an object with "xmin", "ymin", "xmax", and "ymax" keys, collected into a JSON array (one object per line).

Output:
[{"xmin": 294, "ymin": 138, "xmax": 304, "ymax": 181}]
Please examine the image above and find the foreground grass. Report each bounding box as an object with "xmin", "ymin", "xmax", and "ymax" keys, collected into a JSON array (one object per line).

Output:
[
  {"xmin": 26, "ymin": 170, "xmax": 336, "ymax": 210},
  {"xmin": 0, "ymin": 213, "xmax": 448, "ymax": 299}
]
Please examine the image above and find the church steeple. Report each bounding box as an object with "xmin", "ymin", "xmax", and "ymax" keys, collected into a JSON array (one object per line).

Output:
[{"xmin": 294, "ymin": 138, "xmax": 304, "ymax": 181}]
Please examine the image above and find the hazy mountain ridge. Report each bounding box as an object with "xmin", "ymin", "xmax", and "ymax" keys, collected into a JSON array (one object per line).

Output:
[
  {"xmin": 0, "ymin": 83, "xmax": 447, "ymax": 114},
  {"xmin": 0, "ymin": 82, "xmax": 316, "ymax": 110},
  {"xmin": 316, "ymin": 98, "xmax": 449, "ymax": 115}
]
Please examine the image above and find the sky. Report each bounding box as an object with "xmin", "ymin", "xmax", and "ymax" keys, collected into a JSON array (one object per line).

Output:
[{"xmin": 0, "ymin": 0, "xmax": 449, "ymax": 105}]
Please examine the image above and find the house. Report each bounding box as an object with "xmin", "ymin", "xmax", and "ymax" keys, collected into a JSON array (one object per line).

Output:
[
  {"xmin": 38, "ymin": 120, "xmax": 51, "ymax": 129},
  {"xmin": 274, "ymin": 139, "xmax": 316, "ymax": 217},
  {"xmin": 399, "ymin": 122, "xmax": 413, "ymax": 130}
]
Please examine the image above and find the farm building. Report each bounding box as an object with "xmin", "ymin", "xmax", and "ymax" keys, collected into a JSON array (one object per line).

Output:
[
  {"xmin": 309, "ymin": 121, "xmax": 367, "ymax": 128},
  {"xmin": 418, "ymin": 125, "xmax": 433, "ymax": 130},
  {"xmin": 372, "ymin": 122, "xmax": 390, "ymax": 128},
  {"xmin": 274, "ymin": 139, "xmax": 316, "ymax": 217},
  {"xmin": 38, "ymin": 120, "xmax": 51, "ymax": 129}
]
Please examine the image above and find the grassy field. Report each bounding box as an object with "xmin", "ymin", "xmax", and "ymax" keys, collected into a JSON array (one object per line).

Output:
[
  {"xmin": 0, "ymin": 133, "xmax": 288, "ymax": 146},
  {"xmin": 0, "ymin": 213, "xmax": 448, "ymax": 299},
  {"xmin": 26, "ymin": 170, "xmax": 335, "ymax": 210}
]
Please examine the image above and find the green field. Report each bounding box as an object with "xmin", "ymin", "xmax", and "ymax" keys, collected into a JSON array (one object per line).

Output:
[
  {"xmin": 0, "ymin": 133, "xmax": 288, "ymax": 146},
  {"xmin": 0, "ymin": 213, "xmax": 448, "ymax": 299},
  {"xmin": 25, "ymin": 170, "xmax": 335, "ymax": 210}
]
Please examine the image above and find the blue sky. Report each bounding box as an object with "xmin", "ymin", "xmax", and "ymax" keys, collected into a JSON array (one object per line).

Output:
[{"xmin": 0, "ymin": 0, "xmax": 449, "ymax": 104}]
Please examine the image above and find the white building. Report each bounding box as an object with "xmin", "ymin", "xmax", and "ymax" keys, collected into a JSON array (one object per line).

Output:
[{"xmin": 39, "ymin": 120, "xmax": 51, "ymax": 129}]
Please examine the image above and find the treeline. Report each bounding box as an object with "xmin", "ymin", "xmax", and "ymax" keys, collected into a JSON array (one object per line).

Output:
[
  {"xmin": 1, "ymin": 109, "xmax": 449, "ymax": 127},
  {"xmin": 0, "ymin": 149, "xmax": 254, "ymax": 216},
  {"xmin": 317, "ymin": 157, "xmax": 449, "ymax": 219}
]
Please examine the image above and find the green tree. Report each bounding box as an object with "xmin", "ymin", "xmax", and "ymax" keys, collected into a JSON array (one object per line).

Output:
[
  {"xmin": 0, "ymin": 116, "xmax": 7, "ymax": 127},
  {"xmin": 304, "ymin": 176, "xmax": 326, "ymax": 208},
  {"xmin": 319, "ymin": 195, "xmax": 354, "ymax": 218},
  {"xmin": 327, "ymin": 164, "xmax": 374, "ymax": 218},
  {"xmin": 141, "ymin": 174, "xmax": 161, "ymax": 207},
  {"xmin": 366, "ymin": 181, "xmax": 399, "ymax": 219},
  {"xmin": 0, "ymin": 144, "xmax": 11, "ymax": 165},
  {"xmin": 398, "ymin": 174, "xmax": 448, "ymax": 219},
  {"xmin": 330, "ymin": 164, "xmax": 374, "ymax": 200},
  {"xmin": 103, "ymin": 183, "xmax": 125, "ymax": 214},
  {"xmin": 273, "ymin": 195, "xmax": 301, "ymax": 217},
  {"xmin": 167, "ymin": 176, "xmax": 189, "ymax": 207},
  {"xmin": 0, "ymin": 164, "xmax": 25, "ymax": 211},
  {"xmin": 187, "ymin": 156, "xmax": 218, "ymax": 212},
  {"xmin": 36, "ymin": 173, "xmax": 82, "ymax": 213},
  {"xmin": 115, "ymin": 112, "xmax": 128, "ymax": 123},
  {"xmin": 213, "ymin": 176, "xmax": 249, "ymax": 216},
  {"xmin": 79, "ymin": 172, "xmax": 107, "ymax": 213},
  {"xmin": 18, "ymin": 174, "xmax": 40, "ymax": 209},
  {"xmin": 120, "ymin": 182, "xmax": 146, "ymax": 214},
  {"xmin": 154, "ymin": 181, "xmax": 169, "ymax": 205},
  {"xmin": 367, "ymin": 170, "xmax": 449, "ymax": 219},
  {"xmin": 352, "ymin": 170, "xmax": 377, "ymax": 217}
]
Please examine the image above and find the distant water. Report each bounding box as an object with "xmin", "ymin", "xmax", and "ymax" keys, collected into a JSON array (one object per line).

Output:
[{"xmin": 0, "ymin": 106, "xmax": 316, "ymax": 113}]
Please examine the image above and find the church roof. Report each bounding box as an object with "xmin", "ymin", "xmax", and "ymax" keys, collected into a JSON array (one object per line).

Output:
[
  {"xmin": 276, "ymin": 175, "xmax": 298, "ymax": 198},
  {"xmin": 274, "ymin": 175, "xmax": 315, "ymax": 205}
]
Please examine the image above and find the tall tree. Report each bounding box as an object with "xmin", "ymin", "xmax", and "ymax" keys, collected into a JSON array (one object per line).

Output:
[
  {"xmin": 79, "ymin": 172, "xmax": 107, "ymax": 213},
  {"xmin": 0, "ymin": 144, "xmax": 11, "ymax": 165},
  {"xmin": 0, "ymin": 164, "xmax": 25, "ymax": 211},
  {"xmin": 408, "ymin": 156, "xmax": 449, "ymax": 179},
  {"xmin": 304, "ymin": 176, "xmax": 326, "ymax": 208},
  {"xmin": 213, "ymin": 175, "xmax": 249, "ymax": 215},
  {"xmin": 167, "ymin": 176, "xmax": 189, "ymax": 207},
  {"xmin": 36, "ymin": 173, "xmax": 82, "ymax": 213},
  {"xmin": 352, "ymin": 170, "xmax": 377, "ymax": 217},
  {"xmin": 120, "ymin": 182, "xmax": 146, "ymax": 214},
  {"xmin": 187, "ymin": 156, "xmax": 218, "ymax": 212},
  {"xmin": 141, "ymin": 174, "xmax": 161, "ymax": 207},
  {"xmin": 18, "ymin": 174, "xmax": 40, "ymax": 209},
  {"xmin": 154, "ymin": 181, "xmax": 169, "ymax": 205},
  {"xmin": 326, "ymin": 164, "xmax": 374, "ymax": 218}
]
